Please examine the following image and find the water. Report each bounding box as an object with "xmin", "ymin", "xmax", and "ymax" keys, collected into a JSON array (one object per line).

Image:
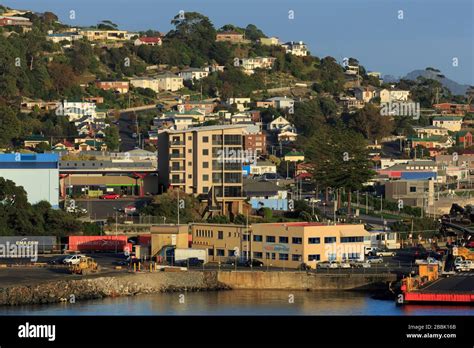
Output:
[{"xmin": 0, "ymin": 291, "xmax": 471, "ymax": 316}]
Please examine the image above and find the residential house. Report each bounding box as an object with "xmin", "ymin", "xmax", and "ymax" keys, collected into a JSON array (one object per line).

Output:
[
  {"xmin": 412, "ymin": 125, "xmax": 449, "ymax": 138},
  {"xmin": 385, "ymin": 179, "xmax": 434, "ymax": 209},
  {"xmin": 455, "ymin": 130, "xmax": 473, "ymax": 148},
  {"xmin": 134, "ymin": 36, "xmax": 162, "ymax": 46},
  {"xmin": 354, "ymin": 86, "xmax": 377, "ymax": 103},
  {"xmin": 244, "ymin": 161, "xmax": 276, "ymax": 176},
  {"xmin": 179, "ymin": 67, "xmax": 210, "ymax": 81},
  {"xmin": 182, "ymin": 101, "xmax": 216, "ymax": 114},
  {"xmin": 432, "ymin": 116, "xmax": 463, "ymax": 132},
  {"xmin": 339, "ymin": 96, "xmax": 365, "ymax": 110},
  {"xmin": 266, "ymin": 97, "xmax": 295, "ymax": 110},
  {"xmin": 216, "ymin": 31, "xmax": 249, "ymax": 43},
  {"xmin": 259, "ymin": 37, "xmax": 280, "ymax": 46},
  {"xmin": 130, "ymin": 73, "xmax": 183, "ymax": 92},
  {"xmin": 20, "ymin": 98, "xmax": 59, "ymax": 113},
  {"xmin": 377, "ymin": 89, "xmax": 410, "ymax": 103},
  {"xmin": 239, "ymin": 56, "xmax": 276, "ymax": 74},
  {"xmin": 268, "ymin": 116, "xmax": 291, "ymax": 131},
  {"xmin": 227, "ymin": 98, "xmax": 251, "ymax": 112},
  {"xmin": 79, "ymin": 29, "xmax": 131, "ymax": 41},
  {"xmin": 95, "ymin": 81, "xmax": 130, "ymax": 94},
  {"xmin": 24, "ymin": 135, "xmax": 49, "ymax": 149},
  {"xmin": 278, "ymin": 130, "xmax": 298, "ymax": 143},
  {"xmin": 407, "ymin": 135, "xmax": 454, "ymax": 149},
  {"xmin": 284, "ymin": 151, "xmax": 304, "ymax": 162},
  {"xmin": 281, "ymin": 41, "xmax": 308, "ymax": 56},
  {"xmin": 46, "ymin": 31, "xmax": 83, "ymax": 43},
  {"xmin": 433, "ymin": 103, "xmax": 474, "ymax": 116},
  {"xmin": 56, "ymin": 101, "xmax": 97, "ymax": 121},
  {"xmin": 243, "ymin": 178, "xmax": 288, "ymax": 211},
  {"xmin": 0, "ymin": 16, "xmax": 32, "ymax": 29}
]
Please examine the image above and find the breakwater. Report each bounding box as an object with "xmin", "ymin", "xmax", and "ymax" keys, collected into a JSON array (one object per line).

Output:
[{"xmin": 0, "ymin": 270, "xmax": 397, "ymax": 306}]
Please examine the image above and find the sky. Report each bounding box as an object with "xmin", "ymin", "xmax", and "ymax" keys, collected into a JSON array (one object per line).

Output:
[{"xmin": 2, "ymin": 0, "xmax": 473, "ymax": 85}]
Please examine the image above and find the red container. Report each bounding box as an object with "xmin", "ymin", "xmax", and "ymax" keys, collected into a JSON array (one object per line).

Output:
[
  {"xmin": 68, "ymin": 236, "xmax": 129, "ymax": 252},
  {"xmin": 137, "ymin": 235, "xmax": 151, "ymax": 246}
]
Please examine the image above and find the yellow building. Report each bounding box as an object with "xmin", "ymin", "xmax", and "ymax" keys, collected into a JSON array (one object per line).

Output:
[
  {"xmin": 150, "ymin": 224, "xmax": 189, "ymax": 257},
  {"xmin": 190, "ymin": 222, "xmax": 369, "ymax": 268}
]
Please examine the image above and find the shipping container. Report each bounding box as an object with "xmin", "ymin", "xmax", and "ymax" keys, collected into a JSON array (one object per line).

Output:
[
  {"xmin": 68, "ymin": 236, "xmax": 130, "ymax": 253},
  {"xmin": 0, "ymin": 236, "xmax": 57, "ymax": 254},
  {"xmin": 172, "ymin": 248, "xmax": 207, "ymax": 263},
  {"xmin": 137, "ymin": 234, "xmax": 151, "ymax": 246}
]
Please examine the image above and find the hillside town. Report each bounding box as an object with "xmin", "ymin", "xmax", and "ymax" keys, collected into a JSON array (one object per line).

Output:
[{"xmin": 0, "ymin": 4, "xmax": 472, "ymax": 314}]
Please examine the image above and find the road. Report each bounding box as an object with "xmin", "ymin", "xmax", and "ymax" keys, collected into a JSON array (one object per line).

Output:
[
  {"xmin": 317, "ymin": 203, "xmax": 399, "ymax": 225},
  {"xmin": 75, "ymin": 198, "xmax": 153, "ymax": 220},
  {"xmin": 118, "ymin": 106, "xmax": 159, "ymax": 152}
]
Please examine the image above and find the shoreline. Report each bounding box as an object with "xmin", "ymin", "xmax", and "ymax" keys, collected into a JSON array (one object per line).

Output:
[{"xmin": 0, "ymin": 270, "xmax": 397, "ymax": 306}]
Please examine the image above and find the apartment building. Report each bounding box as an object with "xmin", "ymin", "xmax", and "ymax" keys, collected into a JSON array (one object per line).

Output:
[
  {"xmin": 80, "ymin": 29, "xmax": 131, "ymax": 41},
  {"xmin": 281, "ymin": 41, "xmax": 308, "ymax": 56},
  {"xmin": 190, "ymin": 222, "xmax": 369, "ymax": 268},
  {"xmin": 384, "ymin": 179, "xmax": 434, "ymax": 208},
  {"xmin": 158, "ymin": 125, "xmax": 248, "ymax": 215}
]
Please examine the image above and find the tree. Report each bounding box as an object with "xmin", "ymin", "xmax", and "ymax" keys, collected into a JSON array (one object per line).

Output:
[
  {"xmin": 346, "ymin": 104, "xmax": 394, "ymax": 141},
  {"xmin": 303, "ymin": 125, "xmax": 375, "ymax": 214},
  {"xmin": 104, "ymin": 125, "xmax": 120, "ymax": 151},
  {"xmin": 245, "ymin": 24, "xmax": 266, "ymax": 41},
  {"xmin": 0, "ymin": 105, "xmax": 21, "ymax": 147}
]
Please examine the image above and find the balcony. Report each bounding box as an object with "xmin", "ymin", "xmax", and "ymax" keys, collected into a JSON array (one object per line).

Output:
[
  {"xmin": 170, "ymin": 178, "xmax": 185, "ymax": 184},
  {"xmin": 170, "ymin": 140, "xmax": 185, "ymax": 146},
  {"xmin": 171, "ymin": 165, "xmax": 185, "ymax": 172},
  {"xmin": 170, "ymin": 152, "xmax": 185, "ymax": 159}
]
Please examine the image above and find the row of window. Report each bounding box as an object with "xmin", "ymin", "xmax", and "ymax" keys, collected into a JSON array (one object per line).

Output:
[
  {"xmin": 251, "ymin": 236, "xmax": 355, "ymax": 244},
  {"xmin": 252, "ymin": 252, "xmax": 321, "ymax": 262}
]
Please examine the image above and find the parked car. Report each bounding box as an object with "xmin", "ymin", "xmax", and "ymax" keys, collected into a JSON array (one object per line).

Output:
[
  {"xmin": 63, "ymin": 254, "xmax": 86, "ymax": 265},
  {"xmin": 48, "ymin": 255, "xmax": 68, "ymax": 265},
  {"xmin": 317, "ymin": 261, "xmax": 340, "ymax": 269},
  {"xmin": 367, "ymin": 256, "xmax": 383, "ymax": 264},
  {"xmin": 455, "ymin": 260, "xmax": 474, "ymax": 272},
  {"xmin": 298, "ymin": 263, "xmax": 311, "ymax": 271},
  {"xmin": 339, "ymin": 262, "xmax": 352, "ymax": 269},
  {"xmin": 245, "ymin": 259, "xmax": 264, "ymax": 267},
  {"xmin": 396, "ymin": 246, "xmax": 428, "ymax": 261},
  {"xmin": 100, "ymin": 193, "xmax": 121, "ymax": 200},
  {"xmin": 176, "ymin": 257, "xmax": 204, "ymax": 267},
  {"xmin": 375, "ymin": 249, "xmax": 396, "ymax": 257}
]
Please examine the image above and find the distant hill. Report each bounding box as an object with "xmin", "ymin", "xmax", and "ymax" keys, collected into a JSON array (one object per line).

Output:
[
  {"xmin": 383, "ymin": 69, "xmax": 470, "ymax": 96},
  {"xmin": 407, "ymin": 69, "xmax": 469, "ymax": 96}
]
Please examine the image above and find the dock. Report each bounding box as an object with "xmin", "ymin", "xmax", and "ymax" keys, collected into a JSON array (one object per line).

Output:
[{"xmin": 402, "ymin": 274, "xmax": 474, "ymax": 304}]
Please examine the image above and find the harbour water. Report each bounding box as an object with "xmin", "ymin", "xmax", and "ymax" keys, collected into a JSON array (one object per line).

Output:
[{"xmin": 0, "ymin": 290, "xmax": 471, "ymax": 316}]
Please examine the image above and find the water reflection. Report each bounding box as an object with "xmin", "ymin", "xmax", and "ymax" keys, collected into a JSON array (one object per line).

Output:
[{"xmin": 0, "ymin": 290, "xmax": 471, "ymax": 316}]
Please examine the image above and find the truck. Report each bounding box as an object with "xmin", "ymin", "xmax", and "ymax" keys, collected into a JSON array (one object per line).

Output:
[
  {"xmin": 452, "ymin": 246, "xmax": 474, "ymax": 261},
  {"xmin": 168, "ymin": 248, "xmax": 207, "ymax": 265}
]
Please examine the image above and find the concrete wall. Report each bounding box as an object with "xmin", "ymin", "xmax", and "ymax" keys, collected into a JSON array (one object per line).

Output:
[{"xmin": 217, "ymin": 271, "xmax": 396, "ymax": 290}]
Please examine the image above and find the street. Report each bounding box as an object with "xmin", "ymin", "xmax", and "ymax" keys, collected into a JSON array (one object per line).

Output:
[{"xmin": 75, "ymin": 197, "xmax": 153, "ymax": 220}]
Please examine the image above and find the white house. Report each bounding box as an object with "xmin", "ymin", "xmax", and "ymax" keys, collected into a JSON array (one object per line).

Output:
[
  {"xmin": 227, "ymin": 98, "xmax": 251, "ymax": 112},
  {"xmin": 56, "ymin": 101, "xmax": 97, "ymax": 121},
  {"xmin": 281, "ymin": 41, "xmax": 308, "ymax": 56},
  {"xmin": 134, "ymin": 37, "xmax": 162, "ymax": 46},
  {"xmin": 269, "ymin": 116, "xmax": 291, "ymax": 131},
  {"xmin": 179, "ymin": 67, "xmax": 210, "ymax": 81},
  {"xmin": 377, "ymin": 89, "xmax": 410, "ymax": 103},
  {"xmin": 266, "ymin": 97, "xmax": 295, "ymax": 110},
  {"xmin": 46, "ymin": 31, "xmax": 83, "ymax": 43}
]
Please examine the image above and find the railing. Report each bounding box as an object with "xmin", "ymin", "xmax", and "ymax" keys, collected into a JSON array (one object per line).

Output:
[{"xmin": 170, "ymin": 153, "xmax": 185, "ymax": 158}]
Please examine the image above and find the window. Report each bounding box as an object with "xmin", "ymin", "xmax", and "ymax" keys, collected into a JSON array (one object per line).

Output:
[
  {"xmin": 410, "ymin": 186, "xmax": 416, "ymax": 193},
  {"xmin": 202, "ymin": 149, "xmax": 209, "ymax": 156},
  {"xmin": 265, "ymin": 252, "xmax": 270, "ymax": 259},
  {"xmin": 292, "ymin": 254, "xmax": 302, "ymax": 261},
  {"xmin": 203, "ymin": 174, "xmax": 209, "ymax": 181},
  {"xmin": 253, "ymin": 235, "xmax": 262, "ymax": 242},
  {"xmin": 324, "ymin": 237, "xmax": 337, "ymax": 244},
  {"xmin": 308, "ymin": 254, "xmax": 320, "ymax": 261},
  {"xmin": 203, "ymin": 136, "xmax": 209, "ymax": 143},
  {"xmin": 328, "ymin": 253, "xmax": 336, "ymax": 261},
  {"xmin": 253, "ymin": 252, "xmax": 263, "ymax": 259},
  {"xmin": 343, "ymin": 253, "xmax": 360, "ymax": 260},
  {"xmin": 243, "ymin": 234, "xmax": 249, "ymax": 241},
  {"xmin": 271, "ymin": 253, "xmax": 276, "ymax": 260},
  {"xmin": 279, "ymin": 236, "xmax": 289, "ymax": 243},
  {"xmin": 308, "ymin": 237, "xmax": 320, "ymax": 244},
  {"xmin": 208, "ymin": 249, "xmax": 214, "ymax": 256},
  {"xmin": 292, "ymin": 237, "xmax": 302, "ymax": 244},
  {"xmin": 218, "ymin": 231, "xmax": 223, "ymax": 240},
  {"xmin": 188, "ymin": 174, "xmax": 192, "ymax": 179},
  {"xmin": 188, "ymin": 136, "xmax": 192, "ymax": 141},
  {"xmin": 266, "ymin": 236, "xmax": 276, "ymax": 243},
  {"xmin": 203, "ymin": 187, "xmax": 209, "ymax": 193},
  {"xmin": 203, "ymin": 162, "xmax": 209, "ymax": 168},
  {"xmin": 216, "ymin": 249, "xmax": 225, "ymax": 256},
  {"xmin": 228, "ymin": 250, "xmax": 235, "ymax": 257},
  {"xmin": 188, "ymin": 149, "xmax": 192, "ymax": 153},
  {"xmin": 279, "ymin": 253, "xmax": 289, "ymax": 261},
  {"xmin": 340, "ymin": 236, "xmax": 364, "ymax": 243}
]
